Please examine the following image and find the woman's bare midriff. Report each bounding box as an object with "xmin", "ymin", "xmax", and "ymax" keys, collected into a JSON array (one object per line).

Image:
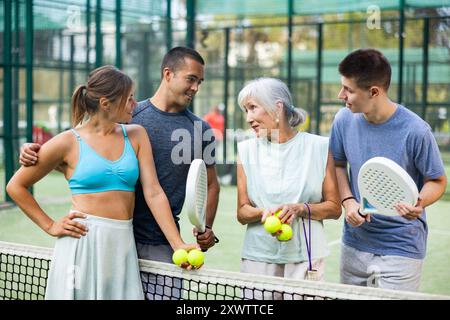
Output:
[{"xmin": 71, "ymin": 191, "xmax": 135, "ymax": 220}]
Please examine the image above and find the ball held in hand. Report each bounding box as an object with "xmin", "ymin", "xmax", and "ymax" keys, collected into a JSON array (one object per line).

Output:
[
  {"xmin": 277, "ymin": 224, "xmax": 293, "ymax": 241},
  {"xmin": 172, "ymin": 249, "xmax": 189, "ymax": 266},
  {"xmin": 264, "ymin": 215, "xmax": 282, "ymax": 234},
  {"xmin": 187, "ymin": 249, "xmax": 204, "ymax": 267}
]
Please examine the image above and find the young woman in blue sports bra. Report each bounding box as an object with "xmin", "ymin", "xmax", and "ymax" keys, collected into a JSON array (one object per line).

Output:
[{"xmin": 6, "ymin": 65, "xmax": 198, "ymax": 300}]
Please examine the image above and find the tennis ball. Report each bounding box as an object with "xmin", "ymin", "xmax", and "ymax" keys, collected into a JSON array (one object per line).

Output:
[
  {"xmin": 187, "ymin": 249, "xmax": 204, "ymax": 267},
  {"xmin": 274, "ymin": 210, "xmax": 282, "ymax": 218},
  {"xmin": 264, "ymin": 215, "xmax": 282, "ymax": 234},
  {"xmin": 277, "ymin": 224, "xmax": 293, "ymax": 241},
  {"xmin": 172, "ymin": 249, "xmax": 188, "ymax": 266}
]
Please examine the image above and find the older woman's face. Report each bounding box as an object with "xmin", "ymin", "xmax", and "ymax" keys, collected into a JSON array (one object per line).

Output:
[{"xmin": 243, "ymin": 98, "xmax": 277, "ymax": 137}]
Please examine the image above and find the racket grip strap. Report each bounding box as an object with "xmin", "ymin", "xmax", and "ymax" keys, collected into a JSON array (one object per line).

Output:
[
  {"xmin": 205, "ymin": 225, "xmax": 220, "ymax": 243},
  {"xmin": 357, "ymin": 209, "xmax": 366, "ymax": 218}
]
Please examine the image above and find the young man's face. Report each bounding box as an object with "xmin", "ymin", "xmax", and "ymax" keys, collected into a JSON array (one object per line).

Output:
[
  {"xmin": 166, "ymin": 58, "xmax": 204, "ymax": 108},
  {"xmin": 338, "ymin": 76, "xmax": 373, "ymax": 113}
]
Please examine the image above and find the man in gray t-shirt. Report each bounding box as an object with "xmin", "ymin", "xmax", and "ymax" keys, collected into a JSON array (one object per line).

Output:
[
  {"xmin": 330, "ymin": 49, "xmax": 447, "ymax": 292},
  {"xmin": 132, "ymin": 99, "xmax": 217, "ymax": 251},
  {"xmin": 130, "ymin": 47, "xmax": 220, "ymax": 258}
]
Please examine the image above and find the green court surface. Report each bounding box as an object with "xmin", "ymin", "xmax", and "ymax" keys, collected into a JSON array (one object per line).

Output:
[{"xmin": 0, "ymin": 171, "xmax": 449, "ymax": 296}]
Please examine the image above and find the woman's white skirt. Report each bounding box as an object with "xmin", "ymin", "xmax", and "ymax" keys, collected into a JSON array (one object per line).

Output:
[{"xmin": 45, "ymin": 213, "xmax": 144, "ymax": 300}]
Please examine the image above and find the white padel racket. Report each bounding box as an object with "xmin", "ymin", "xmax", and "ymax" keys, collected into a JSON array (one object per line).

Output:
[
  {"xmin": 357, "ymin": 157, "xmax": 419, "ymax": 216},
  {"xmin": 185, "ymin": 159, "xmax": 208, "ymax": 233}
]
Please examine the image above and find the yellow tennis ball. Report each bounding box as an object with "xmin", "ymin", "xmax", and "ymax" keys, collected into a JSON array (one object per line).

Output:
[
  {"xmin": 264, "ymin": 215, "xmax": 282, "ymax": 234},
  {"xmin": 275, "ymin": 210, "xmax": 282, "ymax": 218},
  {"xmin": 172, "ymin": 249, "xmax": 188, "ymax": 266},
  {"xmin": 277, "ymin": 224, "xmax": 293, "ymax": 241},
  {"xmin": 187, "ymin": 249, "xmax": 204, "ymax": 267}
]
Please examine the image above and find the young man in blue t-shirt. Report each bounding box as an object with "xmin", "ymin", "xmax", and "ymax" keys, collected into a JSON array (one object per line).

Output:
[{"xmin": 330, "ymin": 49, "xmax": 447, "ymax": 292}]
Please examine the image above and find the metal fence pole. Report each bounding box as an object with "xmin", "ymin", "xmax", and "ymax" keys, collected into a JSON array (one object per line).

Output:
[
  {"xmin": 58, "ymin": 31, "xmax": 64, "ymax": 133},
  {"xmin": 95, "ymin": 0, "xmax": 103, "ymax": 68},
  {"xmin": 315, "ymin": 23, "xmax": 323, "ymax": 135},
  {"xmin": 26, "ymin": 0, "xmax": 34, "ymax": 195},
  {"xmin": 12, "ymin": 0, "xmax": 20, "ymax": 166},
  {"xmin": 186, "ymin": 0, "xmax": 196, "ymax": 112},
  {"xmin": 287, "ymin": 0, "xmax": 294, "ymax": 89},
  {"xmin": 3, "ymin": 0, "xmax": 13, "ymax": 202},
  {"xmin": 86, "ymin": 0, "xmax": 91, "ymax": 73},
  {"xmin": 223, "ymin": 28, "xmax": 230, "ymax": 164},
  {"xmin": 26, "ymin": 0, "xmax": 34, "ymax": 143},
  {"xmin": 166, "ymin": 0, "xmax": 172, "ymax": 51},
  {"xmin": 69, "ymin": 34, "xmax": 75, "ymax": 126},
  {"xmin": 398, "ymin": 0, "xmax": 405, "ymax": 104},
  {"xmin": 115, "ymin": 0, "xmax": 122, "ymax": 69},
  {"xmin": 186, "ymin": 0, "xmax": 196, "ymax": 49},
  {"xmin": 421, "ymin": 18, "xmax": 429, "ymax": 120}
]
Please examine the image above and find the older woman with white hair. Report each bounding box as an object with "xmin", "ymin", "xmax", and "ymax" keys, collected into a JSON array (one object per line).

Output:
[{"xmin": 236, "ymin": 77, "xmax": 341, "ymax": 284}]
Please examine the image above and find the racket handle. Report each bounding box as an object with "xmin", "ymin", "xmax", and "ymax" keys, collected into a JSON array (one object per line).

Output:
[
  {"xmin": 197, "ymin": 234, "xmax": 220, "ymax": 252},
  {"xmin": 196, "ymin": 231, "xmax": 209, "ymax": 252}
]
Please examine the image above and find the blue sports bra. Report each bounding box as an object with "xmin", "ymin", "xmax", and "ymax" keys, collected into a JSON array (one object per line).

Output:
[{"xmin": 68, "ymin": 124, "xmax": 139, "ymax": 195}]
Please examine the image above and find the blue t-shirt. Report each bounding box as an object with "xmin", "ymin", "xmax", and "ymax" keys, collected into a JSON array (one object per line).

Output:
[
  {"xmin": 329, "ymin": 105, "xmax": 445, "ymax": 259},
  {"xmin": 131, "ymin": 99, "xmax": 216, "ymax": 245}
]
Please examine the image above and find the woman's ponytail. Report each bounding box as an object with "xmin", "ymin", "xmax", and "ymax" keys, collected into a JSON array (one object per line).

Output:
[
  {"xmin": 288, "ymin": 107, "xmax": 307, "ymax": 127},
  {"xmin": 71, "ymin": 85, "xmax": 88, "ymax": 127}
]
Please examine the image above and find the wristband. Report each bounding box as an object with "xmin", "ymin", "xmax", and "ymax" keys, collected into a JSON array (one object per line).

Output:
[
  {"xmin": 205, "ymin": 225, "xmax": 220, "ymax": 243},
  {"xmin": 341, "ymin": 196, "xmax": 356, "ymax": 206}
]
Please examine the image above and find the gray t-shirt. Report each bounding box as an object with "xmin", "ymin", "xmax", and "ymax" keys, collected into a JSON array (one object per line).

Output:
[
  {"xmin": 330, "ymin": 105, "xmax": 445, "ymax": 259},
  {"xmin": 131, "ymin": 99, "xmax": 215, "ymax": 245}
]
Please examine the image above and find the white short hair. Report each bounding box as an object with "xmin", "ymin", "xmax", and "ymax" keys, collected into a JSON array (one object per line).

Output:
[{"xmin": 237, "ymin": 77, "xmax": 306, "ymax": 127}]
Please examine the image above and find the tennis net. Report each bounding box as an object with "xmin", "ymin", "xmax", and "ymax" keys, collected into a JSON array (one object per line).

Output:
[{"xmin": 1, "ymin": 241, "xmax": 448, "ymax": 300}]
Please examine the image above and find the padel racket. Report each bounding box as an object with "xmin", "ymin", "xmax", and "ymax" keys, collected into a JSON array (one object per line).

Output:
[
  {"xmin": 185, "ymin": 159, "xmax": 208, "ymax": 233},
  {"xmin": 357, "ymin": 157, "xmax": 419, "ymax": 216},
  {"xmin": 184, "ymin": 159, "xmax": 219, "ymax": 250}
]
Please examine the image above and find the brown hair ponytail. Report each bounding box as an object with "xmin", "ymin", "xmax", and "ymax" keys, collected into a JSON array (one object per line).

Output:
[
  {"xmin": 71, "ymin": 85, "xmax": 88, "ymax": 127},
  {"xmin": 71, "ymin": 65, "xmax": 133, "ymax": 127}
]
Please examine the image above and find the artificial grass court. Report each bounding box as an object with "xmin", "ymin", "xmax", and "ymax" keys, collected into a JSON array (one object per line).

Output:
[{"xmin": 0, "ymin": 170, "xmax": 449, "ymax": 296}]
